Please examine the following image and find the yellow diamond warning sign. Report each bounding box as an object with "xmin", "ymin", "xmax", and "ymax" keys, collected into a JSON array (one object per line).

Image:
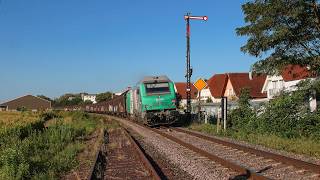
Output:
[{"xmin": 193, "ymin": 78, "xmax": 207, "ymax": 91}]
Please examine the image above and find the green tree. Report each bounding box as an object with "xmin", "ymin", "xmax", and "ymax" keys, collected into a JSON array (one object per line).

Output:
[
  {"xmin": 236, "ymin": 0, "xmax": 320, "ymax": 74},
  {"xmin": 53, "ymin": 93, "xmax": 83, "ymax": 107},
  {"xmin": 228, "ymin": 88, "xmax": 255, "ymax": 130},
  {"xmin": 206, "ymin": 98, "xmax": 213, "ymax": 103},
  {"xmin": 80, "ymin": 100, "xmax": 93, "ymax": 105},
  {"xmin": 96, "ymin": 92, "xmax": 113, "ymax": 103}
]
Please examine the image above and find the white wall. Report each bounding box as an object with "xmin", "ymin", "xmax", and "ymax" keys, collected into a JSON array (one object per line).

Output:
[
  {"xmin": 263, "ymin": 75, "xmax": 315, "ymax": 99},
  {"xmin": 198, "ymin": 88, "xmax": 221, "ymax": 103},
  {"xmin": 82, "ymin": 95, "xmax": 97, "ymax": 104},
  {"xmin": 262, "ymin": 76, "xmax": 283, "ymax": 99}
]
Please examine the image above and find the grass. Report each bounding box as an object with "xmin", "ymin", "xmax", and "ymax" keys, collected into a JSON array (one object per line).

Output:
[
  {"xmin": 0, "ymin": 111, "xmax": 40, "ymax": 128},
  {"xmin": 0, "ymin": 111, "xmax": 105, "ymax": 179},
  {"xmin": 188, "ymin": 123, "xmax": 320, "ymax": 158}
]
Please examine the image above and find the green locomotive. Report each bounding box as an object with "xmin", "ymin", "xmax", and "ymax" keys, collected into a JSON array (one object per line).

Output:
[{"xmin": 126, "ymin": 76, "xmax": 179, "ymax": 126}]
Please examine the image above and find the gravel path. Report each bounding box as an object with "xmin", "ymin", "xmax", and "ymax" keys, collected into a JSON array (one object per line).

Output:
[
  {"xmin": 168, "ymin": 129, "xmax": 320, "ymax": 180},
  {"xmin": 114, "ymin": 117, "xmax": 240, "ymax": 180}
]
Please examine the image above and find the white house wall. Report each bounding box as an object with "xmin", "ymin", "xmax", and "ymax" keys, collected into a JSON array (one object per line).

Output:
[
  {"xmin": 198, "ymin": 88, "xmax": 221, "ymax": 103},
  {"xmin": 263, "ymin": 75, "xmax": 315, "ymax": 99}
]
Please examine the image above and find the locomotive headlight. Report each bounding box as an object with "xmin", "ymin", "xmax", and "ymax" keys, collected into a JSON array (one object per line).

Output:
[{"xmin": 171, "ymin": 99, "xmax": 176, "ymax": 103}]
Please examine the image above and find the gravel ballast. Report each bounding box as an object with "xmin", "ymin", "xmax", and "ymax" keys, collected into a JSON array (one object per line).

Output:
[{"xmin": 113, "ymin": 117, "xmax": 240, "ymax": 180}]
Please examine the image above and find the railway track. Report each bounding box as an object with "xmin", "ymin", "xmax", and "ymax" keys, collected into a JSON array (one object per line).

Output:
[
  {"xmin": 153, "ymin": 127, "xmax": 268, "ymax": 180},
  {"xmin": 165, "ymin": 127, "xmax": 320, "ymax": 179},
  {"xmin": 108, "ymin": 115, "xmax": 320, "ymax": 179},
  {"xmin": 172, "ymin": 127, "xmax": 320, "ymax": 175},
  {"xmin": 89, "ymin": 127, "xmax": 161, "ymax": 180}
]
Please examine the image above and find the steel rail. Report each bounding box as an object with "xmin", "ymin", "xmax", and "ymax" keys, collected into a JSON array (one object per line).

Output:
[
  {"xmin": 173, "ymin": 127, "xmax": 320, "ymax": 175},
  {"xmin": 149, "ymin": 127, "xmax": 269, "ymax": 180},
  {"xmin": 122, "ymin": 128, "xmax": 162, "ymax": 180},
  {"xmin": 107, "ymin": 115, "xmax": 269, "ymax": 179},
  {"xmin": 88, "ymin": 130, "xmax": 107, "ymax": 180}
]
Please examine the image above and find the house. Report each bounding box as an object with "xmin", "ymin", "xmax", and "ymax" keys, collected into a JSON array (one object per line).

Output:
[
  {"xmin": 223, "ymin": 73, "xmax": 267, "ymax": 101},
  {"xmin": 203, "ymin": 74, "xmax": 229, "ymax": 103},
  {"xmin": 0, "ymin": 105, "xmax": 8, "ymax": 111},
  {"xmin": 174, "ymin": 82, "xmax": 198, "ymax": 109},
  {"xmin": 201, "ymin": 73, "xmax": 267, "ymax": 102},
  {"xmin": 81, "ymin": 93, "xmax": 97, "ymax": 104},
  {"xmin": 0, "ymin": 95, "xmax": 51, "ymax": 111},
  {"xmin": 261, "ymin": 65, "xmax": 317, "ymax": 99}
]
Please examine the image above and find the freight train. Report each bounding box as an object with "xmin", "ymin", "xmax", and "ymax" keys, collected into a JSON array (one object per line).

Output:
[{"xmin": 85, "ymin": 76, "xmax": 180, "ymax": 126}]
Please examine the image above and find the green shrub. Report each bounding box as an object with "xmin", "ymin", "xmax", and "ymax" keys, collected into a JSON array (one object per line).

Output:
[
  {"xmin": 228, "ymin": 88, "xmax": 257, "ymax": 132},
  {"xmin": 228, "ymin": 79, "xmax": 320, "ymax": 140},
  {"xmin": 0, "ymin": 111, "xmax": 98, "ymax": 179}
]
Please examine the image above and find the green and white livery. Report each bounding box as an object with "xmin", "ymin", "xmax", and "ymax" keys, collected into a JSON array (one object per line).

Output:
[{"xmin": 126, "ymin": 76, "xmax": 179, "ymax": 126}]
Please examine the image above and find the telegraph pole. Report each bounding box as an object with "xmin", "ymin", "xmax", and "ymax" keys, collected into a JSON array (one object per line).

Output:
[{"xmin": 184, "ymin": 13, "xmax": 208, "ymax": 116}]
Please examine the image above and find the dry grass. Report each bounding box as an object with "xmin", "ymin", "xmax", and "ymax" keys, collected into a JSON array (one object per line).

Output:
[{"xmin": 0, "ymin": 111, "xmax": 39, "ymax": 128}]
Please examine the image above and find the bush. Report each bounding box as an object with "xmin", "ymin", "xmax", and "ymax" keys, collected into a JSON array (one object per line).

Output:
[
  {"xmin": 256, "ymin": 90, "xmax": 308, "ymax": 138},
  {"xmin": 0, "ymin": 111, "xmax": 98, "ymax": 179},
  {"xmin": 16, "ymin": 107, "xmax": 28, "ymax": 112},
  {"xmin": 228, "ymin": 79, "xmax": 320, "ymax": 140},
  {"xmin": 228, "ymin": 88, "xmax": 257, "ymax": 132}
]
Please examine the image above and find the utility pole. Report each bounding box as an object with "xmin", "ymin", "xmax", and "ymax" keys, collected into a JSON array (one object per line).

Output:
[{"xmin": 184, "ymin": 13, "xmax": 208, "ymax": 117}]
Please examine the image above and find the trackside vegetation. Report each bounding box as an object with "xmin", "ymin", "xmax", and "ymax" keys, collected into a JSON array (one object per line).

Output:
[
  {"xmin": 189, "ymin": 80, "xmax": 320, "ymax": 158},
  {"xmin": 0, "ymin": 111, "xmax": 103, "ymax": 179}
]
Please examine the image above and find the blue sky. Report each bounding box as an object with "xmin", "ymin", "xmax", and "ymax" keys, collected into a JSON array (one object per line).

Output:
[{"xmin": 0, "ymin": 0, "xmax": 257, "ymax": 101}]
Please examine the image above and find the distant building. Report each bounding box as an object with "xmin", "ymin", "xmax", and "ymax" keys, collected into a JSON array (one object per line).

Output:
[
  {"xmin": 202, "ymin": 73, "xmax": 267, "ymax": 102},
  {"xmin": 0, "ymin": 105, "xmax": 7, "ymax": 111},
  {"xmin": 205, "ymin": 74, "xmax": 229, "ymax": 103},
  {"xmin": 174, "ymin": 82, "xmax": 198, "ymax": 109},
  {"xmin": 81, "ymin": 94, "xmax": 97, "ymax": 104},
  {"xmin": 0, "ymin": 95, "xmax": 51, "ymax": 111},
  {"xmin": 222, "ymin": 73, "xmax": 267, "ymax": 101},
  {"xmin": 261, "ymin": 65, "xmax": 317, "ymax": 99},
  {"xmin": 68, "ymin": 96, "xmax": 76, "ymax": 101}
]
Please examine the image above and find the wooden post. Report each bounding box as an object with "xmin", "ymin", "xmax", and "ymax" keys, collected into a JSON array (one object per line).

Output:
[
  {"xmin": 198, "ymin": 90, "xmax": 201, "ymax": 122},
  {"xmin": 217, "ymin": 108, "xmax": 221, "ymax": 133}
]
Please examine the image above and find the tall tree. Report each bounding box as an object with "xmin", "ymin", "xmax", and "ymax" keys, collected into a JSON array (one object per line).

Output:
[
  {"xmin": 96, "ymin": 92, "xmax": 113, "ymax": 103},
  {"xmin": 53, "ymin": 93, "xmax": 83, "ymax": 107},
  {"xmin": 236, "ymin": 0, "xmax": 320, "ymax": 74}
]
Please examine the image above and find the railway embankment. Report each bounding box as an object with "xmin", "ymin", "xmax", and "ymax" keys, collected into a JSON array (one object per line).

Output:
[
  {"xmin": 187, "ymin": 123, "xmax": 320, "ymax": 161},
  {"xmin": 0, "ymin": 111, "xmax": 106, "ymax": 179}
]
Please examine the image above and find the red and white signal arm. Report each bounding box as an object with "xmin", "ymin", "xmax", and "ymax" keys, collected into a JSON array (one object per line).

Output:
[{"xmin": 184, "ymin": 15, "xmax": 208, "ymax": 21}]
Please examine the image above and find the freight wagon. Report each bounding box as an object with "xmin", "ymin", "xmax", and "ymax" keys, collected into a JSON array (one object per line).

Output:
[{"xmin": 85, "ymin": 75, "xmax": 179, "ymax": 126}]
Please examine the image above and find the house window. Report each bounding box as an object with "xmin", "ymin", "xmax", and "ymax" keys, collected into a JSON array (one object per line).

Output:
[
  {"xmin": 278, "ymin": 80, "xmax": 284, "ymax": 89},
  {"xmin": 272, "ymin": 81, "xmax": 277, "ymax": 89}
]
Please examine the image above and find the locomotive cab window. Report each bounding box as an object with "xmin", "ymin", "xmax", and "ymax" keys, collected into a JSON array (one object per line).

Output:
[{"xmin": 145, "ymin": 82, "xmax": 170, "ymax": 95}]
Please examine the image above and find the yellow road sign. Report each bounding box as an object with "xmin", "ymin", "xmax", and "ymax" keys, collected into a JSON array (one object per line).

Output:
[{"xmin": 193, "ymin": 78, "xmax": 207, "ymax": 91}]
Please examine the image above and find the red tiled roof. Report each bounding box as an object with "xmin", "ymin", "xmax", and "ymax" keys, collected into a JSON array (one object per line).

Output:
[
  {"xmin": 207, "ymin": 73, "xmax": 267, "ymax": 99},
  {"xmin": 175, "ymin": 82, "xmax": 198, "ymax": 99},
  {"xmin": 228, "ymin": 73, "xmax": 267, "ymax": 98},
  {"xmin": 207, "ymin": 74, "xmax": 228, "ymax": 98},
  {"xmin": 281, "ymin": 65, "xmax": 316, "ymax": 82}
]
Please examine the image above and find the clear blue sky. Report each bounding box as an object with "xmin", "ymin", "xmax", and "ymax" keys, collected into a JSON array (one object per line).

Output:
[{"xmin": 0, "ymin": 0, "xmax": 257, "ymax": 101}]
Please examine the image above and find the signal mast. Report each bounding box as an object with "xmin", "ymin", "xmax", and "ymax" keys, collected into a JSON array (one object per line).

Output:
[{"xmin": 184, "ymin": 13, "xmax": 208, "ymax": 115}]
